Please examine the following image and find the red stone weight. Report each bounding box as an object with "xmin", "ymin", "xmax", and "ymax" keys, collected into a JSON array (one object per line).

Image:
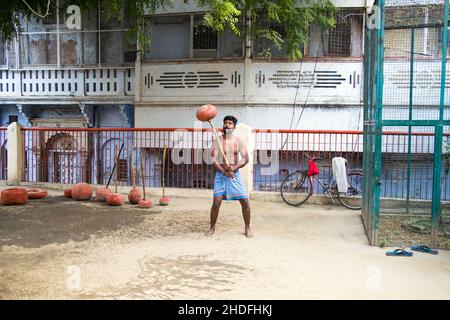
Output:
[
  {"xmin": 196, "ymin": 104, "xmax": 217, "ymax": 122},
  {"xmin": 159, "ymin": 197, "xmax": 169, "ymax": 206},
  {"xmin": 96, "ymin": 187, "xmax": 112, "ymax": 202},
  {"xmin": 64, "ymin": 188, "xmax": 72, "ymax": 198},
  {"xmin": 138, "ymin": 199, "xmax": 152, "ymax": 208},
  {"xmin": 27, "ymin": 189, "xmax": 48, "ymax": 199},
  {"xmin": 128, "ymin": 187, "xmax": 143, "ymax": 204},
  {"xmin": 1, "ymin": 188, "xmax": 28, "ymax": 205},
  {"xmin": 107, "ymin": 193, "xmax": 124, "ymax": 206},
  {"xmin": 71, "ymin": 183, "xmax": 93, "ymax": 201}
]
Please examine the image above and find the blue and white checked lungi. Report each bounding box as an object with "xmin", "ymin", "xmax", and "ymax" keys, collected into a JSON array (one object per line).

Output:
[{"xmin": 213, "ymin": 170, "xmax": 248, "ymax": 200}]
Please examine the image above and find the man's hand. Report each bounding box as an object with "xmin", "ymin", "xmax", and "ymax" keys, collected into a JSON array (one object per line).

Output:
[
  {"xmin": 222, "ymin": 163, "xmax": 233, "ymax": 172},
  {"xmin": 224, "ymin": 171, "xmax": 235, "ymax": 179}
]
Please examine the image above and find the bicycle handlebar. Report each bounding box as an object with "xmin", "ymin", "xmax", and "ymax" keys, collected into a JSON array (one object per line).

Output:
[{"xmin": 305, "ymin": 153, "xmax": 322, "ymax": 162}]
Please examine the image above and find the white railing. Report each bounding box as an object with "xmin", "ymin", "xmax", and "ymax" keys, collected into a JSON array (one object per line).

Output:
[{"xmin": 0, "ymin": 68, "xmax": 135, "ymax": 98}]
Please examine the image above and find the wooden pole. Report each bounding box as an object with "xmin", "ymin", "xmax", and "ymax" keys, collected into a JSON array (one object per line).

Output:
[
  {"xmin": 130, "ymin": 142, "xmax": 136, "ymax": 188},
  {"xmin": 114, "ymin": 145, "xmax": 118, "ymax": 193},
  {"xmin": 208, "ymin": 120, "xmax": 229, "ymax": 167},
  {"xmin": 162, "ymin": 145, "xmax": 166, "ymax": 197},
  {"xmin": 140, "ymin": 149, "xmax": 146, "ymax": 200},
  {"xmin": 106, "ymin": 143, "xmax": 124, "ymax": 188}
]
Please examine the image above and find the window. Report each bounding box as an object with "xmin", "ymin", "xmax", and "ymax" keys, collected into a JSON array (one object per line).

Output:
[
  {"xmin": 117, "ymin": 159, "xmax": 128, "ymax": 181},
  {"xmin": 327, "ymin": 19, "xmax": 351, "ymax": 56},
  {"xmin": 144, "ymin": 14, "xmax": 243, "ymax": 60},
  {"xmin": 310, "ymin": 9, "xmax": 363, "ymax": 58},
  {"xmin": 219, "ymin": 28, "xmax": 244, "ymax": 58},
  {"xmin": 437, "ymin": 26, "xmax": 450, "ymax": 58},
  {"xmin": 144, "ymin": 15, "xmax": 190, "ymax": 60},
  {"xmin": 40, "ymin": 8, "xmax": 58, "ymax": 26},
  {"xmin": 193, "ymin": 15, "xmax": 218, "ymax": 58},
  {"xmin": 253, "ymin": 17, "xmax": 292, "ymax": 58},
  {"xmin": 16, "ymin": 4, "xmax": 135, "ymax": 67},
  {"xmin": 19, "ymin": 33, "xmax": 58, "ymax": 66},
  {"xmin": 193, "ymin": 24, "xmax": 217, "ymax": 48},
  {"xmin": 0, "ymin": 38, "xmax": 5, "ymax": 66}
]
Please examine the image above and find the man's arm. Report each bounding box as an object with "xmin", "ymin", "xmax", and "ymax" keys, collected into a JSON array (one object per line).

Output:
[
  {"xmin": 230, "ymin": 137, "xmax": 249, "ymax": 172},
  {"xmin": 211, "ymin": 138, "xmax": 235, "ymax": 178}
]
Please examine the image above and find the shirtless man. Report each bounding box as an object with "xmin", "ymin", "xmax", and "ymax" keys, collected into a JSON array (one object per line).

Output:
[{"xmin": 205, "ymin": 115, "xmax": 253, "ymax": 238}]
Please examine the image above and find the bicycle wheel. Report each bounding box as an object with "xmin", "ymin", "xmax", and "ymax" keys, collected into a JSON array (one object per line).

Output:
[
  {"xmin": 336, "ymin": 171, "xmax": 363, "ymax": 210},
  {"xmin": 281, "ymin": 171, "xmax": 312, "ymax": 206}
]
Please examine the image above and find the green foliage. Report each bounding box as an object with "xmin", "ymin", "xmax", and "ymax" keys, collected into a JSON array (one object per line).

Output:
[
  {"xmin": 198, "ymin": 0, "xmax": 337, "ymax": 60},
  {"xmin": 378, "ymin": 237, "xmax": 388, "ymax": 248},
  {"xmin": 0, "ymin": 0, "xmax": 50, "ymax": 43}
]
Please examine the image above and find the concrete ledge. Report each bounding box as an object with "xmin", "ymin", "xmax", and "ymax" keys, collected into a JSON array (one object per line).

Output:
[
  {"xmin": 250, "ymin": 191, "xmax": 345, "ymax": 206},
  {"xmin": 0, "ymin": 181, "xmax": 345, "ymax": 206},
  {"xmin": 0, "ymin": 181, "xmax": 212, "ymax": 199}
]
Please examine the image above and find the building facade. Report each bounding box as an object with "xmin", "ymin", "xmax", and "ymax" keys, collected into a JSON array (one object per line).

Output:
[
  {"xmin": 0, "ymin": 0, "xmax": 371, "ymax": 131},
  {"xmin": 2, "ymin": 0, "xmax": 448, "ymax": 129},
  {"xmin": 0, "ymin": 2, "xmax": 135, "ymax": 129},
  {"xmin": 136, "ymin": 0, "xmax": 367, "ymax": 131}
]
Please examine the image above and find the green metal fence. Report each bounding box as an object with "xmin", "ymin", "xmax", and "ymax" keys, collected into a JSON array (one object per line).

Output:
[{"xmin": 363, "ymin": 0, "xmax": 450, "ymax": 248}]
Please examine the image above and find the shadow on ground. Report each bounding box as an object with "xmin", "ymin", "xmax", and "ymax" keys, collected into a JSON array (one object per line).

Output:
[{"xmin": 0, "ymin": 196, "xmax": 155, "ymax": 248}]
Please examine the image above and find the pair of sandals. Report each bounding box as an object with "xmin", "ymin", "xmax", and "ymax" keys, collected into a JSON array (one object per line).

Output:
[{"xmin": 386, "ymin": 245, "xmax": 439, "ymax": 257}]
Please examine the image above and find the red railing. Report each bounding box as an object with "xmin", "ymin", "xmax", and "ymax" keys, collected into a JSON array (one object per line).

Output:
[
  {"xmin": 0, "ymin": 128, "xmax": 6, "ymax": 180},
  {"xmin": 12, "ymin": 127, "xmax": 450, "ymax": 201},
  {"xmin": 22, "ymin": 128, "xmax": 219, "ymax": 189},
  {"xmin": 253, "ymin": 129, "xmax": 364, "ymax": 193},
  {"xmin": 253, "ymin": 129, "xmax": 450, "ymax": 201}
]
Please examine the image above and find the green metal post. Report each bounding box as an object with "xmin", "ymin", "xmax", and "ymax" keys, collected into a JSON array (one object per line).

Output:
[
  {"xmin": 432, "ymin": 125, "xmax": 443, "ymax": 245},
  {"xmin": 406, "ymin": 28, "xmax": 415, "ymax": 213},
  {"xmin": 373, "ymin": 0, "xmax": 385, "ymax": 245},
  {"xmin": 363, "ymin": 24, "xmax": 375, "ymax": 244},
  {"xmin": 439, "ymin": 0, "xmax": 449, "ymax": 122},
  {"xmin": 431, "ymin": 0, "xmax": 449, "ymax": 246}
]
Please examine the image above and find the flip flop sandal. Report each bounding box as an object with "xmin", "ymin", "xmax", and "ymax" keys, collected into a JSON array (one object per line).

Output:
[
  {"xmin": 385, "ymin": 248, "xmax": 413, "ymax": 257},
  {"xmin": 411, "ymin": 245, "xmax": 438, "ymax": 255}
]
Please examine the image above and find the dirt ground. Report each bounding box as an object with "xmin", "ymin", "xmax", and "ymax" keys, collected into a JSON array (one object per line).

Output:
[{"xmin": 0, "ymin": 189, "xmax": 449, "ymax": 300}]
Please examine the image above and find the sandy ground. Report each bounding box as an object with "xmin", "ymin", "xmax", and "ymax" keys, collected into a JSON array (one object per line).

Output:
[{"xmin": 0, "ymin": 189, "xmax": 449, "ymax": 300}]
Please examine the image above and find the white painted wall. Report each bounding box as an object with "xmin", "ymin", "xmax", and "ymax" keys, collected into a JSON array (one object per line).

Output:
[
  {"xmin": 139, "ymin": 61, "xmax": 363, "ymax": 105},
  {"xmin": 384, "ymin": 60, "xmax": 450, "ymax": 106},
  {"xmin": 248, "ymin": 62, "xmax": 363, "ymax": 105},
  {"xmin": 135, "ymin": 105, "xmax": 364, "ymax": 131}
]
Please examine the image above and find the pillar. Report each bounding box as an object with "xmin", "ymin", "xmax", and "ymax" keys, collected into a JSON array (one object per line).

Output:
[
  {"xmin": 235, "ymin": 122, "xmax": 254, "ymax": 194},
  {"xmin": 7, "ymin": 122, "xmax": 24, "ymax": 183}
]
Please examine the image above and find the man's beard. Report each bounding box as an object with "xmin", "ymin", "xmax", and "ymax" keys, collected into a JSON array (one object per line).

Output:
[{"xmin": 223, "ymin": 128, "xmax": 234, "ymax": 136}]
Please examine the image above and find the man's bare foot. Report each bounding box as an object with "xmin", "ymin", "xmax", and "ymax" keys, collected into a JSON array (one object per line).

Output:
[
  {"xmin": 205, "ymin": 227, "xmax": 215, "ymax": 237},
  {"xmin": 244, "ymin": 227, "xmax": 253, "ymax": 238}
]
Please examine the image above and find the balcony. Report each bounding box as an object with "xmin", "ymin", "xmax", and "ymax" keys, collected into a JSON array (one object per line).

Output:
[{"xmin": 0, "ymin": 68, "xmax": 135, "ymax": 104}]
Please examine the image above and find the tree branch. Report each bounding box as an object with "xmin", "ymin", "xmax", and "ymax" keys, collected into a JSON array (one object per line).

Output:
[{"xmin": 22, "ymin": 0, "xmax": 51, "ymax": 19}]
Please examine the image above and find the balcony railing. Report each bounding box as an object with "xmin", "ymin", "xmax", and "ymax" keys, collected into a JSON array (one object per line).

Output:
[{"xmin": 0, "ymin": 68, "xmax": 135, "ymax": 100}]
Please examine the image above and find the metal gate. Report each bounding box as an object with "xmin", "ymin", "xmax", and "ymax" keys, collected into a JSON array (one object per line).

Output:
[{"xmin": 363, "ymin": 0, "xmax": 450, "ymax": 248}]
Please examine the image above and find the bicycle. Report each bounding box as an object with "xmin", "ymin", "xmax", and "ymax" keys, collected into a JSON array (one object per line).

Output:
[{"xmin": 280, "ymin": 154, "xmax": 363, "ymax": 210}]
